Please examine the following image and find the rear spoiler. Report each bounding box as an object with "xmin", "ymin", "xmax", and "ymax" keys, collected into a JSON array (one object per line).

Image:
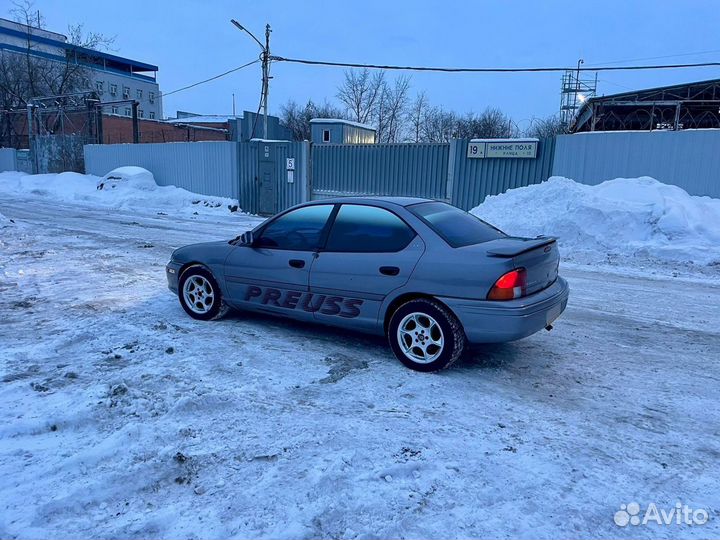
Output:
[{"xmin": 486, "ymin": 236, "xmax": 557, "ymax": 257}]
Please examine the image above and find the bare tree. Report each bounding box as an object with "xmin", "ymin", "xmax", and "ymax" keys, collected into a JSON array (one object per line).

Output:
[
  {"xmin": 375, "ymin": 75, "xmax": 411, "ymax": 143},
  {"xmin": 455, "ymin": 108, "xmax": 515, "ymax": 139},
  {"xmin": 0, "ymin": 1, "xmax": 115, "ymax": 146},
  {"xmin": 336, "ymin": 68, "xmax": 385, "ymax": 124},
  {"xmin": 279, "ymin": 99, "xmax": 344, "ymax": 141},
  {"xmin": 291, "ymin": 68, "xmax": 534, "ymax": 144},
  {"xmin": 406, "ymin": 92, "xmax": 429, "ymax": 142},
  {"xmin": 421, "ymin": 106, "xmax": 457, "ymax": 143},
  {"xmin": 66, "ymin": 22, "xmax": 115, "ymax": 53},
  {"xmin": 524, "ymin": 114, "xmax": 568, "ymax": 138},
  {"xmin": 1, "ymin": 1, "xmax": 115, "ymax": 108}
]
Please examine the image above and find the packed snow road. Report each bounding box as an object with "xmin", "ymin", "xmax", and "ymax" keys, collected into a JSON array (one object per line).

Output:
[{"xmin": 1, "ymin": 197, "xmax": 718, "ymax": 539}]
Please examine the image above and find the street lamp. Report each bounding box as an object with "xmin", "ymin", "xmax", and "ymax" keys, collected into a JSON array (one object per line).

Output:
[
  {"xmin": 231, "ymin": 19, "xmax": 271, "ymax": 139},
  {"xmin": 231, "ymin": 20, "xmax": 264, "ymax": 51},
  {"xmin": 575, "ymin": 58, "xmax": 584, "ymax": 111}
]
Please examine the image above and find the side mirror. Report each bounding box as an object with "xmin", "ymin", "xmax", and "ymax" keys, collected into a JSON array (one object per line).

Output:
[{"xmin": 240, "ymin": 231, "xmax": 255, "ymax": 246}]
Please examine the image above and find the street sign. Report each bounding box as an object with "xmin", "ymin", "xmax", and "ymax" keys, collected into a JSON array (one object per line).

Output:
[{"xmin": 467, "ymin": 139, "xmax": 539, "ymax": 159}]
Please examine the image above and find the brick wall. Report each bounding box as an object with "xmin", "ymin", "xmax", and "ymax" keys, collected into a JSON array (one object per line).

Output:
[{"xmin": 101, "ymin": 115, "xmax": 229, "ymax": 144}]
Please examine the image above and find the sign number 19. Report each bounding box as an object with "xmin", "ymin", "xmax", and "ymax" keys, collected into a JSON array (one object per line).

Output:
[{"xmin": 466, "ymin": 142, "xmax": 486, "ymax": 158}]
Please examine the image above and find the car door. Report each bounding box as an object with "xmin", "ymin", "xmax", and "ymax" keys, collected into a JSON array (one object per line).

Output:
[
  {"xmin": 309, "ymin": 204, "xmax": 425, "ymax": 332},
  {"xmin": 224, "ymin": 204, "xmax": 334, "ymax": 321}
]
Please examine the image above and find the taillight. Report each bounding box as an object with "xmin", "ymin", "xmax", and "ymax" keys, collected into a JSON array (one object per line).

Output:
[{"xmin": 487, "ymin": 268, "xmax": 527, "ymax": 300}]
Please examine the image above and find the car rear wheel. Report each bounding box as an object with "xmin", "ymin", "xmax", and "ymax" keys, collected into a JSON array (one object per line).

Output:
[
  {"xmin": 388, "ymin": 298, "xmax": 466, "ymax": 372},
  {"xmin": 178, "ymin": 265, "xmax": 229, "ymax": 321}
]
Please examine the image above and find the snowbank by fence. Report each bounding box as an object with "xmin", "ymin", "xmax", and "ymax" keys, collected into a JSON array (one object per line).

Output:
[
  {"xmin": 80, "ymin": 129, "xmax": 720, "ymax": 215},
  {"xmin": 84, "ymin": 142, "xmax": 240, "ymax": 200},
  {"xmin": 472, "ymin": 176, "xmax": 720, "ymax": 267},
  {"xmin": 84, "ymin": 140, "xmax": 311, "ymax": 214},
  {"xmin": 83, "ymin": 138, "xmax": 555, "ymax": 212},
  {"xmin": 0, "ymin": 168, "xmax": 238, "ymax": 216}
]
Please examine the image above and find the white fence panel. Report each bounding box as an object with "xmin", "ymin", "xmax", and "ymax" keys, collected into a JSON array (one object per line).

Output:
[{"xmin": 0, "ymin": 148, "xmax": 17, "ymax": 172}]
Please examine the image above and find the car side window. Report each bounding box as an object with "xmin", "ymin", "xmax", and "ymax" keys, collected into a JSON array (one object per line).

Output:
[
  {"xmin": 324, "ymin": 205, "xmax": 416, "ymax": 253},
  {"xmin": 256, "ymin": 205, "xmax": 334, "ymax": 250}
]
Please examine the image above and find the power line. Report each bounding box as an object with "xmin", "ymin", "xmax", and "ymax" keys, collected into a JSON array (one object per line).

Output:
[
  {"xmin": 271, "ymin": 55, "xmax": 720, "ymax": 73},
  {"xmin": 154, "ymin": 52, "xmax": 720, "ymax": 103},
  {"xmin": 161, "ymin": 59, "xmax": 260, "ymax": 98},
  {"xmin": 596, "ymin": 78, "xmax": 635, "ymax": 91},
  {"xmin": 588, "ymin": 49, "xmax": 720, "ymax": 67}
]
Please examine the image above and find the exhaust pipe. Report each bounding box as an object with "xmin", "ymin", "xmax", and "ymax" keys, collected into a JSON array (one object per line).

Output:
[{"xmin": 545, "ymin": 324, "xmax": 553, "ymax": 331}]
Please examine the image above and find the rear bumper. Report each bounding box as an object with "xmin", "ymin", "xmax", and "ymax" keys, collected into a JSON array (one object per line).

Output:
[
  {"xmin": 166, "ymin": 262, "xmax": 182, "ymax": 294},
  {"xmin": 440, "ymin": 277, "xmax": 570, "ymax": 344}
]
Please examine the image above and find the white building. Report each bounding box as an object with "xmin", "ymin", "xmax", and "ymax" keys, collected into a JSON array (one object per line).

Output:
[{"xmin": 0, "ymin": 17, "xmax": 162, "ymax": 119}]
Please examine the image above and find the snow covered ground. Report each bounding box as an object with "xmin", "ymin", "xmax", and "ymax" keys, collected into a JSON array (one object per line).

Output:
[{"xmin": 0, "ymin": 172, "xmax": 719, "ymax": 539}]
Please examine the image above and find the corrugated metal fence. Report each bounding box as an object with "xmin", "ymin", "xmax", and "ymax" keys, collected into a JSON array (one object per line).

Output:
[
  {"xmin": 312, "ymin": 138, "xmax": 556, "ymax": 210},
  {"xmin": 449, "ymin": 138, "xmax": 556, "ymax": 209},
  {"xmin": 84, "ymin": 140, "xmax": 310, "ymax": 214},
  {"xmin": 83, "ymin": 138, "xmax": 557, "ymax": 213},
  {"xmin": 552, "ymin": 130, "xmax": 720, "ymax": 198},
  {"xmin": 85, "ymin": 131, "xmax": 720, "ymax": 214},
  {"xmin": 85, "ymin": 141, "xmax": 240, "ymax": 199},
  {"xmin": 312, "ymin": 143, "xmax": 450, "ymax": 200},
  {"xmin": 239, "ymin": 141, "xmax": 310, "ymax": 215},
  {"xmin": 43, "ymin": 129, "xmax": 720, "ymax": 214}
]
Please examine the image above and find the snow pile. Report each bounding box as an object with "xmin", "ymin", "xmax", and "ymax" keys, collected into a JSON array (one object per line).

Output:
[
  {"xmin": 96, "ymin": 166, "xmax": 158, "ymax": 191},
  {"xmin": 0, "ymin": 168, "xmax": 239, "ymax": 215},
  {"xmin": 472, "ymin": 176, "xmax": 720, "ymax": 266}
]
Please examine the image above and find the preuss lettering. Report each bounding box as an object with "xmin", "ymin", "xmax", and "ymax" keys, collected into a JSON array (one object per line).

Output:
[{"xmin": 244, "ymin": 286, "xmax": 363, "ymax": 318}]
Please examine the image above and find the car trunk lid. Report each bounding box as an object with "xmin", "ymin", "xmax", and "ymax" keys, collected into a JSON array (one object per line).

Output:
[{"xmin": 484, "ymin": 237, "xmax": 560, "ymax": 295}]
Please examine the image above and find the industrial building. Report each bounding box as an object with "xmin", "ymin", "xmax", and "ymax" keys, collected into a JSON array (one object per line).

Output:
[
  {"xmin": 0, "ymin": 17, "xmax": 162, "ymax": 119},
  {"xmin": 571, "ymin": 78, "xmax": 720, "ymax": 133},
  {"xmin": 310, "ymin": 118, "xmax": 377, "ymax": 144},
  {"xmin": 166, "ymin": 110, "xmax": 292, "ymax": 142}
]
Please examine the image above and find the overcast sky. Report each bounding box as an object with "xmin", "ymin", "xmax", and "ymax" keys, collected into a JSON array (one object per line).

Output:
[{"xmin": 34, "ymin": 0, "xmax": 720, "ymax": 123}]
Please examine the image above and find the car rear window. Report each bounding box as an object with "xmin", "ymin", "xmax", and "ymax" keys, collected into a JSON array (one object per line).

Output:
[
  {"xmin": 325, "ymin": 204, "xmax": 416, "ymax": 253},
  {"xmin": 409, "ymin": 201, "xmax": 506, "ymax": 248}
]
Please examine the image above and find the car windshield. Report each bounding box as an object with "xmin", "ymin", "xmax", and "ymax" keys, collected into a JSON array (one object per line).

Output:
[{"xmin": 409, "ymin": 201, "xmax": 506, "ymax": 248}]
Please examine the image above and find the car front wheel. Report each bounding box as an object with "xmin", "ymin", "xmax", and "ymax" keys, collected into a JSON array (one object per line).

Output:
[
  {"xmin": 388, "ymin": 298, "xmax": 466, "ymax": 372},
  {"xmin": 178, "ymin": 265, "xmax": 229, "ymax": 321}
]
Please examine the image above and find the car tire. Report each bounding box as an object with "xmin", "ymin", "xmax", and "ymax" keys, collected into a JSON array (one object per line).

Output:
[
  {"xmin": 178, "ymin": 265, "xmax": 229, "ymax": 321},
  {"xmin": 388, "ymin": 298, "xmax": 466, "ymax": 372}
]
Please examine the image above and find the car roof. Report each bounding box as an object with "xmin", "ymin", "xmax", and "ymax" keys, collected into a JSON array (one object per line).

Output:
[{"xmin": 302, "ymin": 196, "xmax": 434, "ymax": 208}]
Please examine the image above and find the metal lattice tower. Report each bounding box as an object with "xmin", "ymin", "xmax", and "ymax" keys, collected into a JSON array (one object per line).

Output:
[{"xmin": 559, "ymin": 61, "xmax": 597, "ymax": 127}]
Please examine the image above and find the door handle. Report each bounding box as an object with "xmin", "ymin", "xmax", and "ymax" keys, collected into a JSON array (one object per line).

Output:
[
  {"xmin": 379, "ymin": 266, "xmax": 400, "ymax": 276},
  {"xmin": 289, "ymin": 259, "xmax": 305, "ymax": 269}
]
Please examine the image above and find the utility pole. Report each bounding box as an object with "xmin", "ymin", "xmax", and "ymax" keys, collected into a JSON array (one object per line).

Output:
[
  {"xmin": 26, "ymin": 103, "xmax": 35, "ymax": 173},
  {"xmin": 575, "ymin": 58, "xmax": 584, "ymax": 111},
  {"xmin": 263, "ymin": 24, "xmax": 271, "ymax": 140},
  {"xmin": 230, "ymin": 19, "xmax": 272, "ymax": 139},
  {"xmin": 131, "ymin": 101, "xmax": 139, "ymax": 143}
]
